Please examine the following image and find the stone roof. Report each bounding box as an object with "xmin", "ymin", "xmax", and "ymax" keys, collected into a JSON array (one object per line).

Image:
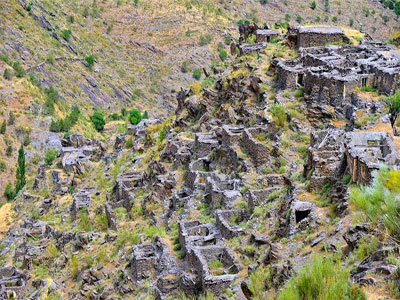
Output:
[
  {"xmin": 255, "ymin": 29, "xmax": 280, "ymax": 35},
  {"xmin": 298, "ymin": 26, "xmax": 344, "ymax": 35}
]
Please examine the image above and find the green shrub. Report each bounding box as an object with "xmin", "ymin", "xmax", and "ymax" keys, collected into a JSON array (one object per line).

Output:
[
  {"xmin": 90, "ymin": 111, "xmax": 105, "ymax": 131},
  {"xmin": 192, "ymin": 68, "xmax": 202, "ymax": 80},
  {"xmin": 219, "ymin": 48, "xmax": 228, "ymax": 61},
  {"xmin": 4, "ymin": 183, "xmax": 15, "ymax": 201},
  {"xmin": 44, "ymin": 87, "xmax": 59, "ymax": 115},
  {"xmin": 294, "ymin": 87, "xmax": 304, "ymax": 98},
  {"xmin": 249, "ymin": 267, "xmax": 270, "ymax": 299},
  {"xmin": 278, "ymin": 255, "xmax": 365, "ymax": 300},
  {"xmin": 78, "ymin": 211, "xmax": 93, "ymax": 232},
  {"xmin": 142, "ymin": 111, "xmax": 149, "ymax": 119},
  {"xmin": 6, "ymin": 145, "xmax": 12, "ymax": 156},
  {"xmin": 0, "ymin": 121, "xmax": 6, "ymax": 134},
  {"xmin": 12, "ymin": 61, "xmax": 25, "ymax": 78},
  {"xmin": 129, "ymin": 109, "xmax": 142, "ymax": 125},
  {"xmin": 115, "ymin": 228, "xmax": 139, "ymax": 250},
  {"xmin": 199, "ymin": 34, "xmax": 212, "ymax": 46},
  {"xmin": 3, "ymin": 68, "xmax": 12, "ymax": 80},
  {"xmin": 85, "ymin": 55, "xmax": 95, "ymax": 70},
  {"xmin": 125, "ymin": 137, "xmax": 133, "ymax": 148},
  {"xmin": 350, "ymin": 167, "xmax": 400, "ymax": 237},
  {"xmin": 61, "ymin": 29, "xmax": 72, "ymax": 41},
  {"xmin": 270, "ymin": 104, "xmax": 286, "ymax": 127},
  {"xmin": 45, "ymin": 149, "xmax": 57, "ymax": 166},
  {"xmin": 310, "ymin": 1, "xmax": 316, "ymax": 9}
]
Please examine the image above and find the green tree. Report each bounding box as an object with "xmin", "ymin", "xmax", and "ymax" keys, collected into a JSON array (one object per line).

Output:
[
  {"xmin": 385, "ymin": 91, "xmax": 400, "ymax": 136},
  {"xmin": 129, "ymin": 109, "xmax": 142, "ymax": 125},
  {"xmin": 90, "ymin": 111, "xmax": 105, "ymax": 131},
  {"xmin": 15, "ymin": 145, "xmax": 26, "ymax": 194},
  {"xmin": 0, "ymin": 120, "xmax": 6, "ymax": 134},
  {"xmin": 85, "ymin": 55, "xmax": 95, "ymax": 70},
  {"xmin": 142, "ymin": 111, "xmax": 149, "ymax": 119},
  {"xmin": 8, "ymin": 112, "xmax": 15, "ymax": 125},
  {"xmin": 310, "ymin": 1, "xmax": 316, "ymax": 9},
  {"xmin": 6, "ymin": 145, "xmax": 12, "ymax": 156}
]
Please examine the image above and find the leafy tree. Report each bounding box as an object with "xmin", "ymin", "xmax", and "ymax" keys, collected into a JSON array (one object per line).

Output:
[
  {"xmin": 85, "ymin": 55, "xmax": 95, "ymax": 70},
  {"xmin": 310, "ymin": 1, "xmax": 316, "ymax": 9},
  {"xmin": 4, "ymin": 183, "xmax": 15, "ymax": 201},
  {"xmin": 15, "ymin": 145, "xmax": 26, "ymax": 194},
  {"xmin": 90, "ymin": 111, "xmax": 105, "ymax": 131},
  {"xmin": 129, "ymin": 109, "xmax": 142, "ymax": 125},
  {"xmin": 0, "ymin": 121, "xmax": 6, "ymax": 134},
  {"xmin": 385, "ymin": 91, "xmax": 400, "ymax": 136}
]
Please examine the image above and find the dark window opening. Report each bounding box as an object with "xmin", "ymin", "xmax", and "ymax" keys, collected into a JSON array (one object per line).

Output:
[
  {"xmin": 362, "ymin": 78, "xmax": 367, "ymax": 87},
  {"xmin": 295, "ymin": 209, "xmax": 310, "ymax": 223},
  {"xmin": 297, "ymin": 74, "xmax": 304, "ymax": 86}
]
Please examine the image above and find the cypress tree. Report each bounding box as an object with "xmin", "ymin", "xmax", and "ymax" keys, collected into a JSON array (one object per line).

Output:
[{"xmin": 15, "ymin": 145, "xmax": 26, "ymax": 193}]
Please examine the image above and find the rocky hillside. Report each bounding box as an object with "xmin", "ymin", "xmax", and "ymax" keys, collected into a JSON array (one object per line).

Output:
[
  {"xmin": 1, "ymin": 0, "xmax": 399, "ymax": 115},
  {"xmin": 0, "ymin": 1, "xmax": 400, "ymax": 300}
]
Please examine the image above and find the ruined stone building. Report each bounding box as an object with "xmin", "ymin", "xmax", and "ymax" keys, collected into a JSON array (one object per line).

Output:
[
  {"xmin": 287, "ymin": 26, "xmax": 348, "ymax": 49},
  {"xmin": 277, "ymin": 41, "xmax": 400, "ymax": 108}
]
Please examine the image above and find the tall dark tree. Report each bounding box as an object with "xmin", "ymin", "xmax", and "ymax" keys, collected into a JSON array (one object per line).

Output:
[
  {"xmin": 0, "ymin": 120, "xmax": 6, "ymax": 134},
  {"xmin": 386, "ymin": 91, "xmax": 400, "ymax": 136},
  {"xmin": 15, "ymin": 145, "xmax": 26, "ymax": 193}
]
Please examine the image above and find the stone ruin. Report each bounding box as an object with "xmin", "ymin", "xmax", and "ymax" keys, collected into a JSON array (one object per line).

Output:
[
  {"xmin": 70, "ymin": 187, "xmax": 98, "ymax": 219},
  {"xmin": 305, "ymin": 128, "xmax": 400, "ymax": 186},
  {"xmin": 131, "ymin": 243, "xmax": 157, "ymax": 281},
  {"xmin": 215, "ymin": 209, "xmax": 249, "ymax": 239},
  {"xmin": 178, "ymin": 220, "xmax": 218, "ymax": 255},
  {"xmin": 113, "ymin": 172, "xmax": 145, "ymax": 211},
  {"xmin": 188, "ymin": 245, "xmax": 240, "ymax": 295},
  {"xmin": 230, "ymin": 23, "xmax": 281, "ymax": 56},
  {"xmin": 304, "ymin": 128, "xmax": 345, "ymax": 190},
  {"xmin": 289, "ymin": 201, "xmax": 318, "ymax": 235},
  {"xmin": 61, "ymin": 134, "xmax": 104, "ymax": 175},
  {"xmin": 287, "ymin": 26, "xmax": 348, "ymax": 49},
  {"xmin": 277, "ymin": 41, "xmax": 400, "ymax": 111},
  {"xmin": 344, "ymin": 131, "xmax": 400, "ymax": 185}
]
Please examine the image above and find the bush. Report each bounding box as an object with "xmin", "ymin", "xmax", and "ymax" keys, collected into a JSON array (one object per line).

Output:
[
  {"xmin": 350, "ymin": 167, "xmax": 400, "ymax": 237},
  {"xmin": 0, "ymin": 121, "xmax": 6, "ymax": 134},
  {"xmin": 45, "ymin": 149, "xmax": 57, "ymax": 166},
  {"xmin": 129, "ymin": 109, "xmax": 142, "ymax": 125},
  {"xmin": 310, "ymin": 1, "xmax": 316, "ymax": 9},
  {"xmin": 199, "ymin": 34, "xmax": 212, "ymax": 46},
  {"xmin": 270, "ymin": 104, "xmax": 286, "ymax": 127},
  {"xmin": 193, "ymin": 68, "xmax": 202, "ymax": 80},
  {"xmin": 85, "ymin": 55, "xmax": 95, "ymax": 70},
  {"xmin": 61, "ymin": 29, "xmax": 72, "ymax": 41},
  {"xmin": 142, "ymin": 111, "xmax": 149, "ymax": 119},
  {"xmin": 44, "ymin": 87, "xmax": 59, "ymax": 115},
  {"xmin": 278, "ymin": 255, "xmax": 365, "ymax": 300},
  {"xmin": 4, "ymin": 183, "xmax": 15, "ymax": 201},
  {"xmin": 90, "ymin": 111, "xmax": 105, "ymax": 131},
  {"xmin": 12, "ymin": 61, "xmax": 25, "ymax": 78},
  {"xmin": 294, "ymin": 87, "xmax": 304, "ymax": 98},
  {"xmin": 219, "ymin": 48, "xmax": 228, "ymax": 61},
  {"xmin": 3, "ymin": 68, "xmax": 12, "ymax": 80},
  {"xmin": 6, "ymin": 145, "xmax": 12, "ymax": 156},
  {"xmin": 50, "ymin": 105, "xmax": 80, "ymax": 132}
]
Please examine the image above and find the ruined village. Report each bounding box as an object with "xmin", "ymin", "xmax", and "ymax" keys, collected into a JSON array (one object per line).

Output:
[{"xmin": 1, "ymin": 0, "xmax": 400, "ymax": 299}]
